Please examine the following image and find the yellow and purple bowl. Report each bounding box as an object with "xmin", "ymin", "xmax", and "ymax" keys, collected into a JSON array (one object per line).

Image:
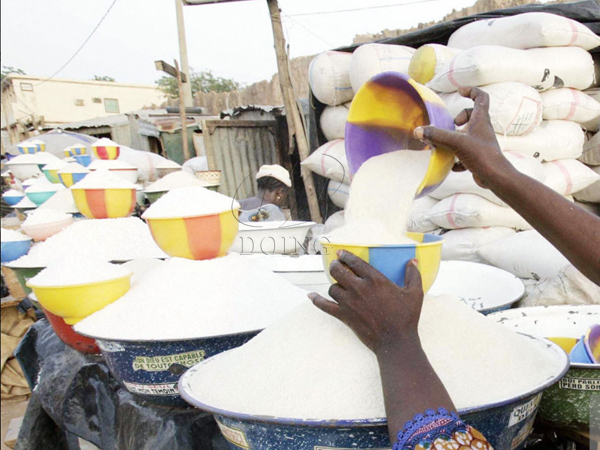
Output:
[
  {"xmin": 145, "ymin": 209, "xmax": 239, "ymax": 260},
  {"xmin": 321, "ymin": 232, "xmax": 443, "ymax": 293},
  {"xmin": 345, "ymin": 72, "xmax": 455, "ymax": 198},
  {"xmin": 92, "ymin": 143, "xmax": 120, "ymax": 160},
  {"xmin": 71, "ymin": 187, "xmax": 137, "ymax": 219},
  {"xmin": 58, "ymin": 171, "xmax": 89, "ymax": 188}
]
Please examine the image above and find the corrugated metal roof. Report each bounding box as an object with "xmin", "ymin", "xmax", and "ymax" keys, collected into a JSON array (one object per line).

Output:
[{"xmin": 53, "ymin": 114, "xmax": 130, "ymax": 130}]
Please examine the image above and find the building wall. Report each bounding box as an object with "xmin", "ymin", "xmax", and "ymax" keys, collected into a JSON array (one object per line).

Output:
[{"xmin": 3, "ymin": 76, "xmax": 166, "ymax": 129}]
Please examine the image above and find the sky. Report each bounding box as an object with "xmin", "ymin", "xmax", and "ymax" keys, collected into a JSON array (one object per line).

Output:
[{"xmin": 0, "ymin": 0, "xmax": 542, "ymax": 88}]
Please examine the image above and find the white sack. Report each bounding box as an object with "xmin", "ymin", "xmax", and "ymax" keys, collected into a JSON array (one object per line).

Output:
[
  {"xmin": 519, "ymin": 265, "xmax": 600, "ymax": 307},
  {"xmin": 429, "ymin": 46, "xmax": 594, "ymax": 93},
  {"xmin": 430, "ymin": 151, "xmax": 545, "ymax": 205},
  {"xmin": 440, "ymin": 227, "xmax": 516, "ymax": 263},
  {"xmin": 573, "ymin": 165, "xmax": 600, "ymax": 203},
  {"xmin": 118, "ymin": 147, "xmax": 170, "ymax": 183},
  {"xmin": 309, "ymin": 51, "xmax": 354, "ymax": 106},
  {"xmin": 440, "ymin": 82, "xmax": 542, "ymax": 136},
  {"xmin": 477, "ymin": 230, "xmax": 570, "ymax": 280},
  {"xmin": 448, "ymin": 13, "xmax": 600, "ymax": 51},
  {"xmin": 349, "ymin": 44, "xmax": 415, "ymax": 93},
  {"xmin": 301, "ymin": 140, "xmax": 350, "ymax": 184},
  {"xmin": 327, "ymin": 179, "xmax": 350, "ymax": 209},
  {"xmin": 320, "ymin": 103, "xmax": 351, "ymax": 141},
  {"xmin": 407, "ymin": 196, "xmax": 439, "ymax": 233},
  {"xmin": 408, "ymin": 44, "xmax": 460, "ymax": 84},
  {"xmin": 541, "ymin": 88, "xmax": 600, "ymax": 131},
  {"xmin": 427, "ymin": 193, "xmax": 532, "ymax": 230},
  {"xmin": 496, "ymin": 120, "xmax": 585, "ymax": 161},
  {"xmin": 182, "ymin": 156, "xmax": 209, "ymax": 174},
  {"xmin": 542, "ymin": 158, "xmax": 600, "ymax": 195}
]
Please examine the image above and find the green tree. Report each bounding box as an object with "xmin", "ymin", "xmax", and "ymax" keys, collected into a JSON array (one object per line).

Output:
[
  {"xmin": 93, "ymin": 75, "xmax": 115, "ymax": 82},
  {"xmin": 156, "ymin": 69, "xmax": 242, "ymax": 99},
  {"xmin": 1, "ymin": 66, "xmax": 26, "ymax": 83}
]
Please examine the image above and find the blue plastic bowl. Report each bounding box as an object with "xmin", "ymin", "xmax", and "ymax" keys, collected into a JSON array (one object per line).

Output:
[
  {"xmin": 25, "ymin": 190, "xmax": 58, "ymax": 206},
  {"xmin": 2, "ymin": 193, "xmax": 25, "ymax": 206},
  {"xmin": 1, "ymin": 239, "xmax": 32, "ymax": 263},
  {"xmin": 73, "ymin": 155, "xmax": 92, "ymax": 167}
]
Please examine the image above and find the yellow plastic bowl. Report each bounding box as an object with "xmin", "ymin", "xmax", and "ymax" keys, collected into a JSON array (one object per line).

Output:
[
  {"xmin": 145, "ymin": 209, "xmax": 239, "ymax": 260},
  {"xmin": 71, "ymin": 188, "xmax": 137, "ymax": 219},
  {"xmin": 321, "ymin": 232, "xmax": 443, "ymax": 293},
  {"xmin": 27, "ymin": 275, "xmax": 132, "ymax": 325}
]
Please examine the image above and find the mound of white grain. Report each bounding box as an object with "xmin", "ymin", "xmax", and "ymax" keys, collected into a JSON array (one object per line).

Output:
[
  {"xmin": 92, "ymin": 137, "xmax": 120, "ymax": 148},
  {"xmin": 74, "ymin": 256, "xmax": 309, "ymax": 340},
  {"xmin": 26, "ymin": 180, "xmax": 64, "ymax": 193},
  {"xmin": 28, "ymin": 259, "xmax": 132, "ymax": 287},
  {"xmin": 142, "ymin": 186, "xmax": 240, "ymax": 219},
  {"xmin": 144, "ymin": 170, "xmax": 210, "ymax": 193},
  {"xmin": 36, "ymin": 189, "xmax": 79, "ymax": 214},
  {"xmin": 23, "ymin": 210, "xmax": 72, "ymax": 226},
  {"xmin": 42, "ymin": 160, "xmax": 69, "ymax": 171},
  {"xmin": 70, "ymin": 169, "xmax": 136, "ymax": 189},
  {"xmin": 1, "ymin": 228, "xmax": 31, "ymax": 242},
  {"xmin": 2, "ymin": 189, "xmax": 24, "ymax": 197},
  {"xmin": 184, "ymin": 296, "xmax": 563, "ymax": 420},
  {"xmin": 57, "ymin": 162, "xmax": 89, "ymax": 174},
  {"xmin": 329, "ymin": 150, "xmax": 431, "ymax": 245},
  {"xmin": 13, "ymin": 197, "xmax": 37, "ymax": 209},
  {"xmin": 88, "ymin": 159, "xmax": 136, "ymax": 170},
  {"xmin": 7, "ymin": 217, "xmax": 167, "ymax": 268}
]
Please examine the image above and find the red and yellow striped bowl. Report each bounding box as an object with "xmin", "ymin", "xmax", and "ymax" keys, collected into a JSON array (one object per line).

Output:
[
  {"xmin": 145, "ymin": 209, "xmax": 240, "ymax": 260},
  {"xmin": 92, "ymin": 144, "xmax": 120, "ymax": 160},
  {"xmin": 321, "ymin": 233, "xmax": 443, "ymax": 293},
  {"xmin": 71, "ymin": 188, "xmax": 137, "ymax": 219}
]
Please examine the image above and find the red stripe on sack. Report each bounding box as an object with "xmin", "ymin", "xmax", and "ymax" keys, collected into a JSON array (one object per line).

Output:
[
  {"xmin": 184, "ymin": 215, "xmax": 222, "ymax": 260},
  {"xmin": 447, "ymin": 59, "xmax": 460, "ymax": 89},
  {"xmin": 320, "ymin": 140, "xmax": 340, "ymax": 177},
  {"xmin": 446, "ymin": 194, "xmax": 460, "ymax": 229},
  {"xmin": 86, "ymin": 189, "xmax": 107, "ymax": 218},
  {"xmin": 567, "ymin": 18, "xmax": 579, "ymax": 46},
  {"xmin": 553, "ymin": 161, "xmax": 573, "ymax": 195},
  {"xmin": 565, "ymin": 89, "xmax": 579, "ymax": 121}
]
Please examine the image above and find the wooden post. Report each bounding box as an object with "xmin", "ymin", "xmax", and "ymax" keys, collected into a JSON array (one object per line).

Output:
[
  {"xmin": 266, "ymin": 0, "xmax": 322, "ymax": 224},
  {"xmin": 175, "ymin": 59, "xmax": 190, "ymax": 161}
]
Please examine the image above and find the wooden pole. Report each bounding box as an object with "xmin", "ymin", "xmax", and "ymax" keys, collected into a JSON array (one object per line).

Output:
[
  {"xmin": 175, "ymin": 59, "xmax": 190, "ymax": 161},
  {"xmin": 266, "ymin": 0, "xmax": 322, "ymax": 224}
]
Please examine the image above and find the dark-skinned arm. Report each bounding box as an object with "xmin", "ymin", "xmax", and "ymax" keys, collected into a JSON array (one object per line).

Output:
[
  {"xmin": 309, "ymin": 254, "xmax": 455, "ymax": 442},
  {"xmin": 415, "ymin": 86, "xmax": 600, "ymax": 285}
]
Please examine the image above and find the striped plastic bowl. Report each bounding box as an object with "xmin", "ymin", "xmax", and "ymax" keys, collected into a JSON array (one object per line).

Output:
[
  {"xmin": 64, "ymin": 145, "xmax": 87, "ymax": 157},
  {"xmin": 321, "ymin": 233, "xmax": 443, "ymax": 293},
  {"xmin": 93, "ymin": 144, "xmax": 120, "ymax": 160},
  {"xmin": 71, "ymin": 187, "xmax": 137, "ymax": 219},
  {"xmin": 18, "ymin": 143, "xmax": 41, "ymax": 154},
  {"xmin": 58, "ymin": 171, "xmax": 89, "ymax": 188},
  {"xmin": 145, "ymin": 210, "xmax": 240, "ymax": 260}
]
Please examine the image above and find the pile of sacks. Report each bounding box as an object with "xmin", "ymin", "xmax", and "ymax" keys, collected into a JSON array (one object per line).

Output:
[{"xmin": 306, "ymin": 12, "xmax": 600, "ymax": 305}]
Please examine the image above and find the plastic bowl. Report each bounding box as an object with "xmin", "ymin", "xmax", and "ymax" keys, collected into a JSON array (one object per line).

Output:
[
  {"xmin": 25, "ymin": 190, "xmax": 58, "ymax": 206},
  {"xmin": 230, "ymin": 221, "xmax": 316, "ymax": 255},
  {"xmin": 42, "ymin": 306, "xmax": 100, "ymax": 354},
  {"xmin": 2, "ymin": 192, "xmax": 25, "ymax": 206},
  {"xmin": 179, "ymin": 336, "xmax": 568, "ymax": 450},
  {"xmin": 428, "ymin": 261, "xmax": 525, "ymax": 314},
  {"xmin": 490, "ymin": 305, "xmax": 599, "ymax": 430},
  {"xmin": 18, "ymin": 144, "xmax": 41, "ymax": 154},
  {"xmin": 71, "ymin": 187, "xmax": 137, "ymax": 219},
  {"xmin": 43, "ymin": 168, "xmax": 62, "ymax": 184},
  {"xmin": 58, "ymin": 171, "xmax": 89, "ymax": 188},
  {"xmin": 1, "ymin": 239, "xmax": 32, "ymax": 263},
  {"xmin": 345, "ymin": 72, "xmax": 455, "ymax": 198},
  {"xmin": 27, "ymin": 274, "xmax": 132, "ymax": 325},
  {"xmin": 92, "ymin": 143, "xmax": 120, "ymax": 160},
  {"xmin": 145, "ymin": 209, "xmax": 239, "ymax": 260},
  {"xmin": 64, "ymin": 145, "xmax": 87, "ymax": 157},
  {"xmin": 73, "ymin": 155, "xmax": 92, "ymax": 167},
  {"xmin": 321, "ymin": 232, "xmax": 443, "ymax": 293},
  {"xmin": 21, "ymin": 216, "xmax": 74, "ymax": 242}
]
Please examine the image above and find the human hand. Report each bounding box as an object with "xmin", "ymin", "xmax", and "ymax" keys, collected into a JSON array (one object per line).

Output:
[
  {"xmin": 308, "ymin": 252, "xmax": 423, "ymax": 354},
  {"xmin": 414, "ymin": 86, "xmax": 515, "ymax": 189}
]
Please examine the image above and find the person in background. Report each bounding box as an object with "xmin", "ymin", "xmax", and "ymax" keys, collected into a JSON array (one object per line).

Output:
[
  {"xmin": 309, "ymin": 86, "xmax": 600, "ymax": 449},
  {"xmin": 239, "ymin": 164, "xmax": 291, "ymax": 222}
]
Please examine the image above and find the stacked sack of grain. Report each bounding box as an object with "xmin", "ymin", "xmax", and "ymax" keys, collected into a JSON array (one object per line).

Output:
[{"xmin": 407, "ymin": 13, "xmax": 600, "ymax": 287}]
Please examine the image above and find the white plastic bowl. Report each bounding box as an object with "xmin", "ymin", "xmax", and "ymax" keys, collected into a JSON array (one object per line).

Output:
[
  {"xmin": 21, "ymin": 216, "xmax": 74, "ymax": 241},
  {"xmin": 428, "ymin": 261, "xmax": 525, "ymax": 314},
  {"xmin": 230, "ymin": 221, "xmax": 316, "ymax": 255}
]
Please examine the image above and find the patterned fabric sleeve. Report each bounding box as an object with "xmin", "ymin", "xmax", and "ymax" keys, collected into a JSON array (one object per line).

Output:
[{"xmin": 393, "ymin": 408, "xmax": 494, "ymax": 450}]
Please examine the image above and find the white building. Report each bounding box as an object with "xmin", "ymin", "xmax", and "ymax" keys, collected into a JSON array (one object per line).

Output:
[{"xmin": 1, "ymin": 75, "xmax": 167, "ymax": 147}]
